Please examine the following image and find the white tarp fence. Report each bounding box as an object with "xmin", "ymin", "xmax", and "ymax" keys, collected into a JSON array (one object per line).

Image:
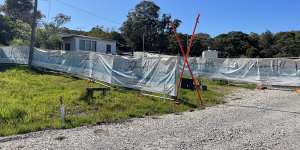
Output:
[
  {"xmin": 185, "ymin": 57, "xmax": 300, "ymax": 86},
  {"xmin": 1, "ymin": 46, "xmax": 300, "ymax": 97},
  {"xmin": 0, "ymin": 46, "xmax": 29, "ymax": 64},
  {"xmin": 31, "ymin": 48, "xmax": 178, "ymax": 96},
  {"xmin": 0, "ymin": 46, "xmax": 178, "ymax": 96}
]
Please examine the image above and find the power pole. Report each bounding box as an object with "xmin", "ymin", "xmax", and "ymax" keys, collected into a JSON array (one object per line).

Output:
[
  {"xmin": 186, "ymin": 34, "xmax": 189, "ymax": 51},
  {"xmin": 29, "ymin": 0, "xmax": 38, "ymax": 67},
  {"xmin": 142, "ymin": 33, "xmax": 145, "ymax": 56}
]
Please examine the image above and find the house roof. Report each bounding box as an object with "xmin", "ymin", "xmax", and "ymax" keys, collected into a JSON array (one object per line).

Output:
[{"xmin": 60, "ymin": 34, "xmax": 116, "ymax": 42}]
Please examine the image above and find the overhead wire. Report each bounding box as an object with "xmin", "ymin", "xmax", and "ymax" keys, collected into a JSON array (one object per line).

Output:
[
  {"xmin": 47, "ymin": 0, "xmax": 52, "ymax": 23},
  {"xmin": 54, "ymin": 0, "xmax": 122, "ymax": 25}
]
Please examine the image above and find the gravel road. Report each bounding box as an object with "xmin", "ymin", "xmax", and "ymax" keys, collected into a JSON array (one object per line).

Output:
[{"xmin": 1, "ymin": 89, "xmax": 300, "ymax": 150}]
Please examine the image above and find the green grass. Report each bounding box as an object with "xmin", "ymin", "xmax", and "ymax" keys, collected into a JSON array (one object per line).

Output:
[
  {"xmin": 211, "ymin": 79, "xmax": 257, "ymax": 90},
  {"xmin": 0, "ymin": 65, "xmax": 237, "ymax": 136}
]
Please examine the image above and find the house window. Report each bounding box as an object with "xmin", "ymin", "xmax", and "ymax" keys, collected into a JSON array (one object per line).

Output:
[
  {"xmin": 86, "ymin": 40, "xmax": 91, "ymax": 50},
  {"xmin": 79, "ymin": 40, "xmax": 85, "ymax": 50},
  {"xmin": 92, "ymin": 41, "xmax": 97, "ymax": 51},
  {"xmin": 79, "ymin": 39, "xmax": 97, "ymax": 51},
  {"xmin": 64, "ymin": 43, "xmax": 71, "ymax": 51},
  {"xmin": 106, "ymin": 44, "xmax": 112, "ymax": 54}
]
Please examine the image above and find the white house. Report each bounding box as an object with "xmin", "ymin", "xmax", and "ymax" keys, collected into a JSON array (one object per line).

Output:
[
  {"xmin": 60, "ymin": 34, "xmax": 117, "ymax": 54},
  {"xmin": 202, "ymin": 49, "xmax": 218, "ymax": 58}
]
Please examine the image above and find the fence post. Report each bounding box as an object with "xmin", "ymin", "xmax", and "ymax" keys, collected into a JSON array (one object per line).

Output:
[{"xmin": 59, "ymin": 96, "xmax": 65, "ymax": 124}]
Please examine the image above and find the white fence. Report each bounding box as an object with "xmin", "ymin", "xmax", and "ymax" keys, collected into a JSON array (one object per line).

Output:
[
  {"xmin": 1, "ymin": 46, "xmax": 300, "ymax": 97},
  {"xmin": 0, "ymin": 46, "xmax": 29, "ymax": 64},
  {"xmin": 186, "ymin": 57, "xmax": 300, "ymax": 87},
  {"xmin": 0, "ymin": 46, "xmax": 178, "ymax": 96}
]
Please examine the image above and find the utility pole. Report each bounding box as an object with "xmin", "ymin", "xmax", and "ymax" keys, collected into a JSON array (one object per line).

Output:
[
  {"xmin": 29, "ymin": 0, "xmax": 38, "ymax": 67},
  {"xmin": 186, "ymin": 34, "xmax": 189, "ymax": 51},
  {"xmin": 142, "ymin": 33, "xmax": 145, "ymax": 57}
]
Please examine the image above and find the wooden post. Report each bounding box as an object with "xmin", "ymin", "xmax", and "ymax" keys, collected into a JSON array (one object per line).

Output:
[
  {"xmin": 59, "ymin": 96, "xmax": 65, "ymax": 124},
  {"xmin": 29, "ymin": 0, "xmax": 38, "ymax": 67}
]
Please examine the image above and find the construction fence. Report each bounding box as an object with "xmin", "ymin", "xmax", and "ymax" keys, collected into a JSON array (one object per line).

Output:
[
  {"xmin": 1, "ymin": 46, "xmax": 300, "ymax": 97},
  {"xmin": 186, "ymin": 57, "xmax": 300, "ymax": 87},
  {"xmin": 0, "ymin": 46, "xmax": 178, "ymax": 96}
]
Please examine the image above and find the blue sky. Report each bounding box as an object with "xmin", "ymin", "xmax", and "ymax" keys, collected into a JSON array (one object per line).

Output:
[{"xmin": 1, "ymin": 0, "xmax": 300, "ymax": 36}]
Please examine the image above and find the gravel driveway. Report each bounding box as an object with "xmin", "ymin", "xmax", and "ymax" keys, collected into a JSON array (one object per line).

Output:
[{"xmin": 1, "ymin": 89, "xmax": 300, "ymax": 150}]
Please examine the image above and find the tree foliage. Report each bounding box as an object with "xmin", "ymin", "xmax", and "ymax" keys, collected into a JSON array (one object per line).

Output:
[
  {"xmin": 0, "ymin": 14, "xmax": 31, "ymax": 46},
  {"xmin": 0, "ymin": 14, "xmax": 14, "ymax": 45},
  {"xmin": 121, "ymin": 0, "xmax": 181, "ymax": 53},
  {"xmin": 36, "ymin": 13, "xmax": 71, "ymax": 49},
  {"xmin": 210, "ymin": 31, "xmax": 300, "ymax": 58},
  {"xmin": 87, "ymin": 26, "xmax": 111, "ymax": 39},
  {"xmin": 1, "ymin": 0, "xmax": 42, "ymax": 23}
]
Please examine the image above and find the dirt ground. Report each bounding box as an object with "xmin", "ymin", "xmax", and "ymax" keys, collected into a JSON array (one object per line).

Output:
[{"xmin": 1, "ymin": 88, "xmax": 300, "ymax": 150}]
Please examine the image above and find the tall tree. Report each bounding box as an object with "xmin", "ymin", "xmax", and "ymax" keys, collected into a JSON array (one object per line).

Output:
[
  {"xmin": 110, "ymin": 31, "xmax": 130, "ymax": 52},
  {"xmin": 36, "ymin": 13, "xmax": 71, "ymax": 49},
  {"xmin": 0, "ymin": 14, "xmax": 13, "ymax": 45},
  {"xmin": 272, "ymin": 32, "xmax": 300, "ymax": 57},
  {"xmin": 0, "ymin": 0, "xmax": 42, "ymax": 23},
  {"xmin": 121, "ymin": 0, "xmax": 180, "ymax": 53},
  {"xmin": 191, "ymin": 33, "xmax": 212, "ymax": 56},
  {"xmin": 54, "ymin": 13, "xmax": 71, "ymax": 28},
  {"xmin": 121, "ymin": 0, "xmax": 160, "ymax": 52},
  {"xmin": 246, "ymin": 33, "xmax": 260, "ymax": 57},
  {"xmin": 259, "ymin": 30, "xmax": 274, "ymax": 57},
  {"xmin": 213, "ymin": 31, "xmax": 251, "ymax": 58}
]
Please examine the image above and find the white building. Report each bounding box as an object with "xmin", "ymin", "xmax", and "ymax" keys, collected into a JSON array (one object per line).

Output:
[
  {"xmin": 61, "ymin": 34, "xmax": 117, "ymax": 54},
  {"xmin": 202, "ymin": 50, "xmax": 218, "ymax": 58}
]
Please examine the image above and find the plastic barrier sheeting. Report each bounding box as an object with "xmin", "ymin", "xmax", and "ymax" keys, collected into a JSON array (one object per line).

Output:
[
  {"xmin": 32, "ymin": 48, "xmax": 178, "ymax": 96},
  {"xmin": 1, "ymin": 46, "xmax": 299, "ymax": 96},
  {"xmin": 182, "ymin": 58, "xmax": 300, "ymax": 86},
  {"xmin": 0, "ymin": 46, "xmax": 29, "ymax": 64}
]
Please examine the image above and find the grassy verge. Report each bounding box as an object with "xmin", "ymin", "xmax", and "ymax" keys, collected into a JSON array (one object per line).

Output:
[
  {"xmin": 0, "ymin": 65, "xmax": 237, "ymax": 136},
  {"xmin": 210, "ymin": 79, "xmax": 257, "ymax": 90}
]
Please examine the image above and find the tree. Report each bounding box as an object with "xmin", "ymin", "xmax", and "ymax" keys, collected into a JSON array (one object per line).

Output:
[
  {"xmin": 0, "ymin": 13, "xmax": 32, "ymax": 46},
  {"xmin": 167, "ymin": 33, "xmax": 187, "ymax": 55},
  {"xmin": 158, "ymin": 14, "xmax": 181, "ymax": 54},
  {"xmin": 87, "ymin": 26, "xmax": 111, "ymax": 39},
  {"xmin": 54, "ymin": 13, "xmax": 71, "ymax": 28},
  {"xmin": 9, "ymin": 19, "xmax": 31, "ymax": 45},
  {"xmin": 121, "ymin": 0, "xmax": 180, "ymax": 53},
  {"xmin": 36, "ymin": 23, "xmax": 61, "ymax": 49},
  {"xmin": 121, "ymin": 0, "xmax": 160, "ymax": 52},
  {"xmin": 272, "ymin": 32, "xmax": 300, "ymax": 57},
  {"xmin": 61, "ymin": 27, "xmax": 87, "ymax": 36},
  {"xmin": 191, "ymin": 33, "xmax": 212, "ymax": 56},
  {"xmin": 246, "ymin": 47, "xmax": 259, "ymax": 58},
  {"xmin": 259, "ymin": 30, "xmax": 274, "ymax": 57},
  {"xmin": 0, "ymin": 14, "xmax": 13, "ymax": 45},
  {"xmin": 248, "ymin": 32, "xmax": 260, "ymax": 49},
  {"xmin": 36, "ymin": 13, "xmax": 71, "ymax": 49},
  {"xmin": 0, "ymin": 0, "xmax": 42, "ymax": 23},
  {"xmin": 213, "ymin": 31, "xmax": 251, "ymax": 58},
  {"xmin": 1, "ymin": 0, "xmax": 32, "ymax": 21},
  {"xmin": 110, "ymin": 31, "xmax": 130, "ymax": 52}
]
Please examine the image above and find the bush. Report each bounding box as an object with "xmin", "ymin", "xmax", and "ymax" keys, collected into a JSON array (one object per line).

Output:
[{"xmin": 9, "ymin": 38, "xmax": 30, "ymax": 46}]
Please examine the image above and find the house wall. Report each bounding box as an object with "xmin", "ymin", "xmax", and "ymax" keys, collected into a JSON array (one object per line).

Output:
[
  {"xmin": 96, "ymin": 40, "xmax": 116, "ymax": 54},
  {"xmin": 62, "ymin": 37, "xmax": 76, "ymax": 51},
  {"xmin": 202, "ymin": 50, "xmax": 218, "ymax": 58},
  {"xmin": 73, "ymin": 37, "xmax": 117, "ymax": 54}
]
